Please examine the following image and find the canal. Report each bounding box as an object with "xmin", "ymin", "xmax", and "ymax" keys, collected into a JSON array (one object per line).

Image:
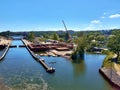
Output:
[{"xmin": 0, "ymin": 40, "xmax": 117, "ymax": 90}]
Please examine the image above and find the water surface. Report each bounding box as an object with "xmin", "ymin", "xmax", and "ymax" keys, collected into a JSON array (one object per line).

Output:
[{"xmin": 0, "ymin": 40, "xmax": 117, "ymax": 90}]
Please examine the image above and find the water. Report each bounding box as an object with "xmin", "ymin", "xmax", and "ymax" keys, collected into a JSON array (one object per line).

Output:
[{"xmin": 0, "ymin": 40, "xmax": 117, "ymax": 90}]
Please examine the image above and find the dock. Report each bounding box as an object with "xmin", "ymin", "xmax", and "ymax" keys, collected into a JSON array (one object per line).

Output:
[{"xmin": 22, "ymin": 39, "xmax": 55, "ymax": 73}]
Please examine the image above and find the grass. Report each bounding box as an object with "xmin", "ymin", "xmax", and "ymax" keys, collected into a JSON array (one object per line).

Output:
[{"xmin": 102, "ymin": 52, "xmax": 115, "ymax": 68}]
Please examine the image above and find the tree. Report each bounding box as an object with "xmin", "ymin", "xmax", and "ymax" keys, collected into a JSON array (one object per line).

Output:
[
  {"xmin": 96, "ymin": 35, "xmax": 105, "ymax": 41},
  {"xmin": 87, "ymin": 34, "xmax": 95, "ymax": 42},
  {"xmin": 53, "ymin": 33, "xmax": 59, "ymax": 40},
  {"xmin": 6, "ymin": 30, "xmax": 11, "ymax": 37},
  {"xmin": 28, "ymin": 32, "xmax": 35, "ymax": 41},
  {"xmin": 107, "ymin": 34, "xmax": 120, "ymax": 61},
  {"xmin": 71, "ymin": 35, "xmax": 87, "ymax": 59},
  {"xmin": 77, "ymin": 36, "xmax": 87, "ymax": 57}
]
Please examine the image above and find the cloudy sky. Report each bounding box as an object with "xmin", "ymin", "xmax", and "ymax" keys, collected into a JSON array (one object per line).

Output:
[{"xmin": 0, "ymin": 0, "xmax": 120, "ymax": 31}]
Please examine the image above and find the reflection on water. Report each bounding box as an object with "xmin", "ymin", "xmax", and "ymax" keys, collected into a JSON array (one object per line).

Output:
[
  {"xmin": 72, "ymin": 58, "xmax": 86, "ymax": 76},
  {"xmin": 0, "ymin": 40, "xmax": 119, "ymax": 90}
]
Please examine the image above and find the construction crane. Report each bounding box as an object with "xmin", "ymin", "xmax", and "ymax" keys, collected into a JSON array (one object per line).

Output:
[{"xmin": 62, "ymin": 20, "xmax": 68, "ymax": 32}]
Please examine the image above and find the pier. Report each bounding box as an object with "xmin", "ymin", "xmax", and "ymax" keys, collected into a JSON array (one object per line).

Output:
[{"xmin": 22, "ymin": 39, "xmax": 55, "ymax": 73}]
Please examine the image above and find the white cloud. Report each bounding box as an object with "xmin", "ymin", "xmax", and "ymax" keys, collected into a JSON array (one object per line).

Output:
[
  {"xmin": 84, "ymin": 20, "xmax": 103, "ymax": 30},
  {"xmin": 109, "ymin": 14, "xmax": 120, "ymax": 18},
  {"xmin": 91, "ymin": 20, "xmax": 101, "ymax": 24},
  {"xmin": 84, "ymin": 24, "xmax": 104, "ymax": 30}
]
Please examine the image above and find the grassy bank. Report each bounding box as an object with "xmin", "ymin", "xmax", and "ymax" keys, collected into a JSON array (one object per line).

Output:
[{"xmin": 102, "ymin": 51, "xmax": 115, "ymax": 68}]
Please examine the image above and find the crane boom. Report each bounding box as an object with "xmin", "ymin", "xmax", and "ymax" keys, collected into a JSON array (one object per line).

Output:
[{"xmin": 62, "ymin": 20, "xmax": 68, "ymax": 32}]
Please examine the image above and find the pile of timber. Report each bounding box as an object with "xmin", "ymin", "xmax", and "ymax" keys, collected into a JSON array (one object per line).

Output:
[{"xmin": 28, "ymin": 43, "xmax": 73, "ymax": 52}]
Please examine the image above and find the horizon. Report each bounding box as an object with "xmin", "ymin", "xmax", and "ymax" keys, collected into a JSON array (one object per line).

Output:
[
  {"xmin": 0, "ymin": 0, "xmax": 120, "ymax": 32},
  {"xmin": 0, "ymin": 28, "xmax": 116, "ymax": 33}
]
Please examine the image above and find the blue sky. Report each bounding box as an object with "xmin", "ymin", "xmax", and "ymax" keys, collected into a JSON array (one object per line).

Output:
[{"xmin": 0, "ymin": 0, "xmax": 120, "ymax": 31}]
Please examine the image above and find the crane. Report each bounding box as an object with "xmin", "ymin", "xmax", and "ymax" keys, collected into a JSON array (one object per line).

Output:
[{"xmin": 62, "ymin": 20, "xmax": 72, "ymax": 42}]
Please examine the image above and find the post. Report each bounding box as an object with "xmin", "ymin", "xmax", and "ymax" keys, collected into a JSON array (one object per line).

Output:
[{"xmin": 111, "ymin": 60, "xmax": 113, "ymax": 87}]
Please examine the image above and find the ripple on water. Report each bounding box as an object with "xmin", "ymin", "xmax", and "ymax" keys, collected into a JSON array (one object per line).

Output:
[
  {"xmin": 1, "ymin": 74, "xmax": 50, "ymax": 90},
  {"xmin": 0, "ymin": 76, "xmax": 9, "ymax": 90}
]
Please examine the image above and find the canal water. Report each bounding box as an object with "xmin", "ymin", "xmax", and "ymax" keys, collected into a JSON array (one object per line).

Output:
[{"xmin": 0, "ymin": 40, "xmax": 118, "ymax": 90}]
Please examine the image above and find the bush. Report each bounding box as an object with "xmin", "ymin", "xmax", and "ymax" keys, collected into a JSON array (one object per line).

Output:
[
  {"xmin": 101, "ymin": 50, "xmax": 110, "ymax": 55},
  {"xmin": 102, "ymin": 52, "xmax": 114, "ymax": 68}
]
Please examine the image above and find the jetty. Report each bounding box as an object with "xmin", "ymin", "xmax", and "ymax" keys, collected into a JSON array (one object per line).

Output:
[{"xmin": 22, "ymin": 39, "xmax": 55, "ymax": 73}]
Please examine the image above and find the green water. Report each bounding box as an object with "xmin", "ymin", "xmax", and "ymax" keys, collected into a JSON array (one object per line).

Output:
[{"xmin": 0, "ymin": 40, "xmax": 118, "ymax": 90}]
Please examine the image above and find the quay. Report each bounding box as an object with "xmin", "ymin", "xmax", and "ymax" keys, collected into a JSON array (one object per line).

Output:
[
  {"xmin": 22, "ymin": 39, "xmax": 55, "ymax": 73},
  {"xmin": 99, "ymin": 68, "xmax": 120, "ymax": 88}
]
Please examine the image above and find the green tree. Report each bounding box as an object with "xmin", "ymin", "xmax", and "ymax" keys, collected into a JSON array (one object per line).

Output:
[
  {"xmin": 90, "ymin": 41, "xmax": 99, "ymax": 47},
  {"xmin": 6, "ymin": 30, "xmax": 11, "ymax": 37},
  {"xmin": 28, "ymin": 32, "xmax": 35, "ymax": 41},
  {"xmin": 87, "ymin": 34, "xmax": 95, "ymax": 41},
  {"xmin": 112, "ymin": 29, "xmax": 120, "ymax": 35},
  {"xmin": 95, "ymin": 35, "xmax": 105, "ymax": 41},
  {"xmin": 71, "ymin": 36, "xmax": 86, "ymax": 59},
  {"xmin": 53, "ymin": 33, "xmax": 59, "ymax": 40},
  {"xmin": 107, "ymin": 34, "xmax": 120, "ymax": 61}
]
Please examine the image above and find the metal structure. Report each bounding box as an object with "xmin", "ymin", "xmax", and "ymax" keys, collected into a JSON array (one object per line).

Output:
[
  {"xmin": 62, "ymin": 20, "xmax": 72, "ymax": 42},
  {"xmin": 62, "ymin": 20, "xmax": 68, "ymax": 32}
]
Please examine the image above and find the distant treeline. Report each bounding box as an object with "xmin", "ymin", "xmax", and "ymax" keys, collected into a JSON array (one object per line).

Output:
[{"xmin": 0, "ymin": 29, "xmax": 120, "ymax": 37}]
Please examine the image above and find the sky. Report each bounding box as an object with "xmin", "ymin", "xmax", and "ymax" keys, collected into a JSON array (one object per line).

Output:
[{"xmin": 0, "ymin": 0, "xmax": 120, "ymax": 32}]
